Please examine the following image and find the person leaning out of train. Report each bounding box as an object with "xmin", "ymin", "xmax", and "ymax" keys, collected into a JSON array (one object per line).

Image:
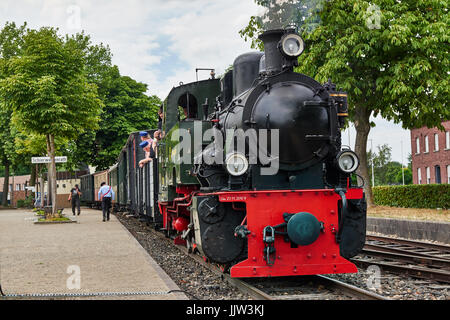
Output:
[
  {"xmin": 139, "ymin": 131, "xmax": 154, "ymax": 162},
  {"xmin": 138, "ymin": 130, "xmax": 161, "ymax": 168},
  {"xmin": 152, "ymin": 130, "xmax": 161, "ymax": 158},
  {"xmin": 158, "ymin": 107, "xmax": 164, "ymax": 131},
  {"xmin": 157, "ymin": 108, "xmax": 166, "ymax": 138},
  {"xmin": 98, "ymin": 182, "xmax": 115, "ymax": 222},
  {"xmin": 140, "ymin": 131, "xmax": 153, "ymax": 143}
]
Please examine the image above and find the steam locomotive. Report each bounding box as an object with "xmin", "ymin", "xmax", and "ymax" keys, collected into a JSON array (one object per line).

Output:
[{"xmin": 82, "ymin": 28, "xmax": 367, "ymax": 278}]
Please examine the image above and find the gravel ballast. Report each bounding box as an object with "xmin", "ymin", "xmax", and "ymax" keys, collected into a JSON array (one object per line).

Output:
[{"xmin": 116, "ymin": 212, "xmax": 449, "ymax": 301}]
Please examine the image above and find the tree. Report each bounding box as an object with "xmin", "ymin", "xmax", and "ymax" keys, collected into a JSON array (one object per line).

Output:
[
  {"xmin": 241, "ymin": 0, "xmax": 449, "ymax": 206},
  {"xmin": 56, "ymin": 32, "xmax": 112, "ymax": 172},
  {"xmin": 89, "ymin": 66, "xmax": 161, "ymax": 170},
  {"xmin": 0, "ymin": 27, "xmax": 103, "ymax": 215},
  {"xmin": 396, "ymin": 167, "xmax": 412, "ymax": 185},
  {"xmin": 0, "ymin": 22, "xmax": 26, "ymax": 206},
  {"xmin": 367, "ymin": 144, "xmax": 413, "ymax": 185}
]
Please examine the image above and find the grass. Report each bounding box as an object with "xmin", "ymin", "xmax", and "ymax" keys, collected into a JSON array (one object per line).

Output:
[
  {"xmin": 38, "ymin": 217, "xmax": 71, "ymax": 222},
  {"xmin": 368, "ymin": 205, "xmax": 450, "ymax": 222}
]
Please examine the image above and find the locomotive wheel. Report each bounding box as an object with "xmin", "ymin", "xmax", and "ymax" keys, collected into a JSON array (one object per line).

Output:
[
  {"xmin": 201, "ymin": 222, "xmax": 244, "ymax": 264},
  {"xmin": 198, "ymin": 197, "xmax": 225, "ymax": 224}
]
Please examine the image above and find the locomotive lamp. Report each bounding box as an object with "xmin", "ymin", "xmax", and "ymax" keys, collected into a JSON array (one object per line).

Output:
[
  {"xmin": 225, "ymin": 153, "xmax": 249, "ymax": 177},
  {"xmin": 279, "ymin": 33, "xmax": 305, "ymax": 58},
  {"xmin": 336, "ymin": 150, "xmax": 360, "ymax": 173}
]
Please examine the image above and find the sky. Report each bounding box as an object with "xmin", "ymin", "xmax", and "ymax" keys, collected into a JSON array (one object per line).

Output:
[{"xmin": 0, "ymin": 0, "xmax": 412, "ymax": 163}]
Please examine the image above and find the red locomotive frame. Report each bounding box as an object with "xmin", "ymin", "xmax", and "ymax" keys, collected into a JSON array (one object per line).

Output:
[{"xmin": 160, "ymin": 187, "xmax": 363, "ymax": 278}]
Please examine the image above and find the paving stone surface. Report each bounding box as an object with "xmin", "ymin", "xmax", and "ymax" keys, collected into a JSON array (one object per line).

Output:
[{"xmin": 0, "ymin": 209, "xmax": 186, "ymax": 300}]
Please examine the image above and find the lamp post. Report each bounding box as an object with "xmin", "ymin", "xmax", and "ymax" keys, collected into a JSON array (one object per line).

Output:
[
  {"xmin": 369, "ymin": 139, "xmax": 375, "ymax": 187},
  {"xmin": 401, "ymin": 140, "xmax": 405, "ymax": 185}
]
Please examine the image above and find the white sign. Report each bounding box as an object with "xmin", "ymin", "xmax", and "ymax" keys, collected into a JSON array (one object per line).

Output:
[
  {"xmin": 32, "ymin": 157, "xmax": 68, "ymax": 164},
  {"xmin": 25, "ymin": 186, "xmax": 36, "ymax": 192}
]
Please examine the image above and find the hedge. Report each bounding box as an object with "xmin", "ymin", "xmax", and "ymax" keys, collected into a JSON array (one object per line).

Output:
[{"xmin": 373, "ymin": 184, "xmax": 450, "ymax": 209}]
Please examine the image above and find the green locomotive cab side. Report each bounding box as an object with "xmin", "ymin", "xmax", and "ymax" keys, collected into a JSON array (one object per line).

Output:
[{"xmin": 158, "ymin": 79, "xmax": 220, "ymax": 202}]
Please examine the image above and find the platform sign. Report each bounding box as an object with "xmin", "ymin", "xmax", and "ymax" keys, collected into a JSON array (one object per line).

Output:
[{"xmin": 32, "ymin": 156, "xmax": 68, "ymax": 164}]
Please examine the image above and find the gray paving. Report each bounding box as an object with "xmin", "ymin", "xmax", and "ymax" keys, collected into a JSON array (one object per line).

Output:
[{"xmin": 0, "ymin": 209, "xmax": 186, "ymax": 300}]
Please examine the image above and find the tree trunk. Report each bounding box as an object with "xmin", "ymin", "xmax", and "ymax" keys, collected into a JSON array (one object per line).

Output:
[
  {"xmin": 46, "ymin": 134, "xmax": 58, "ymax": 216},
  {"xmin": 47, "ymin": 164, "xmax": 51, "ymax": 206},
  {"xmin": 353, "ymin": 105, "xmax": 374, "ymax": 207},
  {"xmin": 30, "ymin": 164, "xmax": 36, "ymax": 187},
  {"xmin": 2, "ymin": 159, "xmax": 10, "ymax": 207},
  {"xmin": 40, "ymin": 174, "xmax": 45, "ymax": 208}
]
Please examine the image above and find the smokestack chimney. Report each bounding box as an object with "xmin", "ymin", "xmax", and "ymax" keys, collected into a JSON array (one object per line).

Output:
[{"xmin": 258, "ymin": 29, "xmax": 285, "ymax": 74}]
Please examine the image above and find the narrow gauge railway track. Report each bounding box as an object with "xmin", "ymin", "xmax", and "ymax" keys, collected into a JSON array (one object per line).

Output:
[
  {"xmin": 351, "ymin": 235, "xmax": 450, "ymax": 284},
  {"xmin": 146, "ymin": 221, "xmax": 387, "ymax": 300},
  {"xmin": 366, "ymin": 235, "xmax": 450, "ymax": 258}
]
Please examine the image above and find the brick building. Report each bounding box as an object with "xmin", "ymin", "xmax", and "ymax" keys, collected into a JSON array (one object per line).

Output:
[
  {"xmin": 0, "ymin": 175, "xmax": 32, "ymax": 207},
  {"xmin": 0, "ymin": 171, "xmax": 88, "ymax": 208},
  {"xmin": 410, "ymin": 120, "xmax": 450, "ymax": 185}
]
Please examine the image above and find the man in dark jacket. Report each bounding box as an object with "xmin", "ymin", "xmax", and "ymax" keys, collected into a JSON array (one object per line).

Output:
[{"xmin": 68, "ymin": 184, "xmax": 82, "ymax": 216}]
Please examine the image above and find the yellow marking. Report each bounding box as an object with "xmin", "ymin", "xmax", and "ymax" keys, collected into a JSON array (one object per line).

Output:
[{"xmin": 330, "ymin": 94, "xmax": 348, "ymax": 97}]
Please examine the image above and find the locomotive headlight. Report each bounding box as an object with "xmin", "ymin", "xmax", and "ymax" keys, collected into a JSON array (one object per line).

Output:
[
  {"xmin": 337, "ymin": 150, "xmax": 359, "ymax": 173},
  {"xmin": 280, "ymin": 34, "xmax": 305, "ymax": 58},
  {"xmin": 225, "ymin": 153, "xmax": 249, "ymax": 177}
]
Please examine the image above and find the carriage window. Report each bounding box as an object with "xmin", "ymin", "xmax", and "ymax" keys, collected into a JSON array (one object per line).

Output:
[{"xmin": 177, "ymin": 93, "xmax": 198, "ymax": 120}]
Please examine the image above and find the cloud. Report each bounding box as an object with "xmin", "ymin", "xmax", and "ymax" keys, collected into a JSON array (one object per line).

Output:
[{"xmin": 0, "ymin": 0, "xmax": 413, "ymax": 158}]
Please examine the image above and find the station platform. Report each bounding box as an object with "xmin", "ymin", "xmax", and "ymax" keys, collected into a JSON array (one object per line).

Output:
[
  {"xmin": 367, "ymin": 217, "xmax": 450, "ymax": 244},
  {"xmin": 0, "ymin": 208, "xmax": 186, "ymax": 300}
]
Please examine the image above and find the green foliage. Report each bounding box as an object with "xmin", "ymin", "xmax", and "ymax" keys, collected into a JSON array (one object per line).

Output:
[
  {"xmin": 395, "ymin": 167, "xmax": 413, "ymax": 185},
  {"xmin": 0, "ymin": 26, "xmax": 106, "ymax": 214},
  {"xmin": 9, "ymin": 32, "xmax": 113, "ymax": 171},
  {"xmin": 38, "ymin": 217, "xmax": 71, "ymax": 222},
  {"xmin": 367, "ymin": 143, "xmax": 412, "ymax": 185},
  {"xmin": 86, "ymin": 66, "xmax": 161, "ymax": 170},
  {"xmin": 0, "ymin": 22, "xmax": 27, "ymax": 205},
  {"xmin": 16, "ymin": 196, "xmax": 32, "ymax": 208},
  {"xmin": 0, "ymin": 22, "xmax": 26, "ymax": 165},
  {"xmin": 294, "ymin": 0, "xmax": 449, "ymax": 127},
  {"xmin": 0, "ymin": 22, "xmax": 161, "ymax": 175},
  {"xmin": 0, "ymin": 27, "xmax": 103, "ymax": 139},
  {"xmin": 373, "ymin": 184, "xmax": 450, "ymax": 209},
  {"xmin": 239, "ymin": 0, "xmax": 323, "ymax": 49}
]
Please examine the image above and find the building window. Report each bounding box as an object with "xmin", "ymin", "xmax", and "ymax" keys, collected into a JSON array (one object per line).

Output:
[
  {"xmin": 416, "ymin": 137, "xmax": 420, "ymax": 154},
  {"xmin": 435, "ymin": 166, "xmax": 441, "ymax": 184},
  {"xmin": 16, "ymin": 184, "xmax": 20, "ymax": 191},
  {"xmin": 9, "ymin": 184, "xmax": 12, "ymax": 192},
  {"xmin": 435, "ymin": 134, "xmax": 439, "ymax": 151},
  {"xmin": 424, "ymin": 136, "xmax": 429, "ymax": 153},
  {"xmin": 418, "ymin": 168, "xmax": 422, "ymax": 184},
  {"xmin": 446, "ymin": 132, "xmax": 450, "ymax": 150},
  {"xmin": 426, "ymin": 167, "xmax": 431, "ymax": 184},
  {"xmin": 447, "ymin": 165, "xmax": 450, "ymax": 184}
]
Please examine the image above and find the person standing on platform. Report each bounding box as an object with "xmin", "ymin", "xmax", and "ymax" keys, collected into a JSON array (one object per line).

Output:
[
  {"xmin": 68, "ymin": 184, "xmax": 82, "ymax": 216},
  {"xmin": 98, "ymin": 182, "xmax": 115, "ymax": 222}
]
